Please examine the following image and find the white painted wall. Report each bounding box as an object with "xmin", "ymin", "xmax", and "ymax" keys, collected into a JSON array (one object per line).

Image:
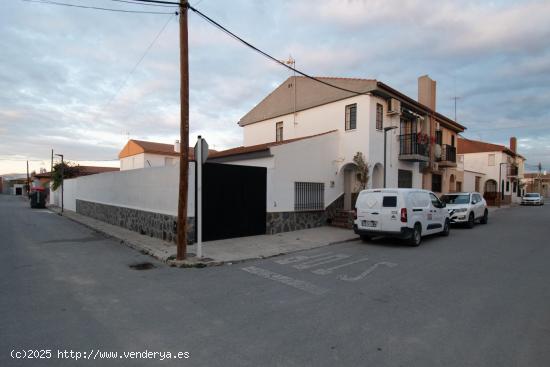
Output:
[
  {"xmin": 462, "ymin": 151, "xmax": 516, "ymax": 196},
  {"xmin": 50, "ymin": 162, "xmax": 195, "ymax": 216},
  {"xmin": 242, "ymin": 94, "xmax": 422, "ymax": 190},
  {"xmin": 120, "ymin": 153, "xmax": 179, "ymax": 171}
]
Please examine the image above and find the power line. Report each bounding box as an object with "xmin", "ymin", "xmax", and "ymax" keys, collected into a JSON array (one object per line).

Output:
[
  {"xmin": 102, "ymin": 12, "xmax": 176, "ymax": 110},
  {"xmin": 108, "ymin": 0, "xmax": 178, "ymax": 7},
  {"xmin": 131, "ymin": 0, "xmax": 181, "ymax": 5},
  {"xmin": 22, "ymin": 0, "xmax": 176, "ymax": 14},
  {"xmin": 186, "ymin": 3, "xmax": 368, "ymax": 96}
]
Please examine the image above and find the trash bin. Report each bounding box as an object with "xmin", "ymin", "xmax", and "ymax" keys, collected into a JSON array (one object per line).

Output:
[{"xmin": 30, "ymin": 187, "xmax": 46, "ymax": 209}]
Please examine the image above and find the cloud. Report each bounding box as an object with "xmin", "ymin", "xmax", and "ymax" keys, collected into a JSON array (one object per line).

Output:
[{"xmin": 1, "ymin": 0, "xmax": 550, "ymax": 174}]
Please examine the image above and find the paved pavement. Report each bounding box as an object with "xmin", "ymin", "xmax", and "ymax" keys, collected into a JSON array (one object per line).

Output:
[
  {"xmin": 1, "ymin": 194, "xmax": 550, "ymax": 366},
  {"xmin": 47, "ymin": 205, "xmax": 357, "ymax": 265}
]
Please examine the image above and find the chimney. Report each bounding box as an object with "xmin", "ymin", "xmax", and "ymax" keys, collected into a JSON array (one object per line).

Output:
[
  {"xmin": 510, "ymin": 137, "xmax": 517, "ymax": 153},
  {"xmin": 418, "ymin": 75, "xmax": 436, "ymax": 111},
  {"xmin": 174, "ymin": 139, "xmax": 180, "ymax": 153}
]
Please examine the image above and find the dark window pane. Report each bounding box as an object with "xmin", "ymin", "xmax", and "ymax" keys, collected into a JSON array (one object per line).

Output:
[{"xmin": 382, "ymin": 196, "xmax": 397, "ymax": 207}]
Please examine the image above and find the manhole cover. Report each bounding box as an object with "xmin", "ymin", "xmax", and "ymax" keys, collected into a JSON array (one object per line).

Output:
[{"xmin": 129, "ymin": 262, "xmax": 155, "ymax": 270}]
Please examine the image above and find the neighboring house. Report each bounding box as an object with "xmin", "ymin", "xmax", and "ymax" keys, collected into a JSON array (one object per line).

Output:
[
  {"xmin": 119, "ymin": 139, "xmax": 216, "ymax": 170},
  {"xmin": 0, "ymin": 174, "xmax": 29, "ymax": 195},
  {"xmin": 524, "ymin": 173, "xmax": 550, "ymax": 197},
  {"xmin": 457, "ymin": 137, "xmax": 526, "ymax": 205},
  {"xmin": 210, "ymin": 75, "xmax": 465, "ymax": 231},
  {"xmin": 34, "ymin": 166, "xmax": 120, "ymax": 187}
]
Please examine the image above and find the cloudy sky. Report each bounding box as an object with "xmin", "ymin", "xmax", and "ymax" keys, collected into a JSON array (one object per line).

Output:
[{"xmin": 1, "ymin": 0, "xmax": 549, "ymax": 174}]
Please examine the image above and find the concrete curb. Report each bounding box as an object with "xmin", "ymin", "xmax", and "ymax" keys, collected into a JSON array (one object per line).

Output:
[{"xmin": 46, "ymin": 205, "xmax": 359, "ymax": 268}]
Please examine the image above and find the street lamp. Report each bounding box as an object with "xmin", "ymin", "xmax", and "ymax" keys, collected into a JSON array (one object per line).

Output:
[
  {"xmin": 55, "ymin": 154, "xmax": 64, "ymax": 213},
  {"xmin": 383, "ymin": 126, "xmax": 398, "ymax": 188},
  {"xmin": 498, "ymin": 162, "xmax": 507, "ymax": 208}
]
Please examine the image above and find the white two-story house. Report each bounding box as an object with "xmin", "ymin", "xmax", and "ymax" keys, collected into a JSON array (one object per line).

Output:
[
  {"xmin": 457, "ymin": 137, "xmax": 526, "ymax": 205},
  {"xmin": 210, "ymin": 75, "xmax": 465, "ymax": 233}
]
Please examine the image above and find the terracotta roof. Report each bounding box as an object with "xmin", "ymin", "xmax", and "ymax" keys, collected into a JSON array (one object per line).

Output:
[
  {"xmin": 33, "ymin": 166, "xmax": 119, "ymax": 179},
  {"xmin": 524, "ymin": 173, "xmax": 550, "ymax": 179},
  {"xmin": 131, "ymin": 140, "xmax": 181, "ymax": 157},
  {"xmin": 210, "ymin": 130, "xmax": 338, "ymax": 159},
  {"xmin": 457, "ymin": 138, "xmax": 524, "ymax": 159},
  {"xmin": 238, "ymin": 76, "xmax": 465, "ymax": 132},
  {"xmin": 119, "ymin": 139, "xmax": 216, "ymax": 160}
]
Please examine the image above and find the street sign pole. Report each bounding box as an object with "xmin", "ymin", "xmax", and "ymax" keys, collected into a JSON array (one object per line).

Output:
[{"xmin": 196, "ymin": 136, "xmax": 202, "ymax": 259}]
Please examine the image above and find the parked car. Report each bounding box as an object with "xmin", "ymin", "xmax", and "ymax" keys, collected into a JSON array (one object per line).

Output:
[
  {"xmin": 521, "ymin": 193, "xmax": 544, "ymax": 206},
  {"xmin": 353, "ymin": 188, "xmax": 450, "ymax": 246},
  {"xmin": 440, "ymin": 192, "xmax": 488, "ymax": 228}
]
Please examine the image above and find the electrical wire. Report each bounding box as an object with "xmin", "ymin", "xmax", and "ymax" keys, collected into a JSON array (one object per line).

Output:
[
  {"xmin": 130, "ymin": 0, "xmax": 182, "ymax": 5},
  {"xmin": 186, "ymin": 3, "xmax": 368, "ymax": 96},
  {"xmin": 102, "ymin": 12, "xmax": 176, "ymax": 110},
  {"xmin": 22, "ymin": 0, "xmax": 176, "ymax": 14},
  {"xmin": 107, "ymin": 0, "xmax": 178, "ymax": 7}
]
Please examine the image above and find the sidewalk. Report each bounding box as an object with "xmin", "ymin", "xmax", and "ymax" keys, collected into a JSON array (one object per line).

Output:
[{"xmin": 47, "ymin": 206, "xmax": 358, "ymax": 267}]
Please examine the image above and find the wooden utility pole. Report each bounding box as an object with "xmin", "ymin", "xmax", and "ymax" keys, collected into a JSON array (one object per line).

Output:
[{"xmin": 176, "ymin": 1, "xmax": 190, "ymax": 260}]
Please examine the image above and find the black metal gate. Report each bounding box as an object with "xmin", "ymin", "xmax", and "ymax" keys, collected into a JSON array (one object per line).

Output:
[{"xmin": 201, "ymin": 162, "xmax": 266, "ymax": 241}]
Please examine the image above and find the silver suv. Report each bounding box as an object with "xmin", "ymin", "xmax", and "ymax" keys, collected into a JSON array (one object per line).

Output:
[{"xmin": 440, "ymin": 192, "xmax": 488, "ymax": 228}]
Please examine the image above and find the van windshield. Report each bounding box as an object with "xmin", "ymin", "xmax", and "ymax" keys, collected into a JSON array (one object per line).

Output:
[{"xmin": 440, "ymin": 194, "xmax": 470, "ymax": 204}]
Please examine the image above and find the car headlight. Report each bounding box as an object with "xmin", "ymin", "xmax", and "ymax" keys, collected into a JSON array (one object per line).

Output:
[{"xmin": 454, "ymin": 208, "xmax": 468, "ymax": 213}]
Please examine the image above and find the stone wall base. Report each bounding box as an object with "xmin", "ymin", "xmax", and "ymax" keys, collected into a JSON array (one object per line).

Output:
[{"xmin": 76, "ymin": 200, "xmax": 195, "ymax": 244}]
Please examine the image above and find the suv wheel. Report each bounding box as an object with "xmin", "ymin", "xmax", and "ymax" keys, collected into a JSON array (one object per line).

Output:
[
  {"xmin": 409, "ymin": 224, "xmax": 422, "ymax": 247},
  {"xmin": 480, "ymin": 209, "xmax": 488, "ymax": 224},
  {"xmin": 441, "ymin": 219, "xmax": 450, "ymax": 236},
  {"xmin": 466, "ymin": 212, "xmax": 475, "ymax": 228}
]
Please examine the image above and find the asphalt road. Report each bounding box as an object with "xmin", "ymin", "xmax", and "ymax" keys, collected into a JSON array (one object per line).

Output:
[{"xmin": 1, "ymin": 194, "xmax": 549, "ymax": 367}]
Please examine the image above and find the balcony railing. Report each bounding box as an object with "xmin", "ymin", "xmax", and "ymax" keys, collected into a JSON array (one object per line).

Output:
[
  {"xmin": 437, "ymin": 144, "xmax": 456, "ymax": 166},
  {"xmin": 399, "ymin": 133, "xmax": 429, "ymax": 161}
]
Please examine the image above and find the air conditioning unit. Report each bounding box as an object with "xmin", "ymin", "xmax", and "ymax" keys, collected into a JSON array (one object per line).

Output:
[
  {"xmin": 431, "ymin": 162, "xmax": 439, "ymax": 172},
  {"xmin": 387, "ymin": 98, "xmax": 401, "ymax": 115}
]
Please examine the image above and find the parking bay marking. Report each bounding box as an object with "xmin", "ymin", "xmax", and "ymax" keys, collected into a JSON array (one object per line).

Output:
[
  {"xmin": 292, "ymin": 254, "xmax": 350, "ymax": 270},
  {"xmin": 241, "ymin": 266, "xmax": 329, "ymax": 296},
  {"xmin": 312, "ymin": 257, "xmax": 371, "ymax": 275},
  {"xmin": 275, "ymin": 252, "xmax": 333, "ymax": 265},
  {"xmin": 338, "ymin": 262, "xmax": 397, "ymax": 282}
]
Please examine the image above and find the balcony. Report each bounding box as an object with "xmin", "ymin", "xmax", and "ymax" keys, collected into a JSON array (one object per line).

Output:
[
  {"xmin": 437, "ymin": 144, "xmax": 457, "ymax": 167},
  {"xmin": 508, "ymin": 165, "xmax": 519, "ymax": 177},
  {"xmin": 399, "ymin": 133, "xmax": 429, "ymax": 162}
]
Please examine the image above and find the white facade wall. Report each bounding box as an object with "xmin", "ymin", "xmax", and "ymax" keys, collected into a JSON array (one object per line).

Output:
[
  {"xmin": 461, "ymin": 151, "xmax": 524, "ymax": 200},
  {"xmin": 120, "ymin": 153, "xmax": 178, "ymax": 171},
  {"xmin": 50, "ymin": 162, "xmax": 195, "ymax": 216},
  {"xmin": 242, "ymin": 94, "xmax": 422, "ymax": 190}
]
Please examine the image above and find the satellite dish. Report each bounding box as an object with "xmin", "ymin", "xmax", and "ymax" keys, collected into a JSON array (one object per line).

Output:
[{"xmin": 434, "ymin": 144, "xmax": 442, "ymax": 159}]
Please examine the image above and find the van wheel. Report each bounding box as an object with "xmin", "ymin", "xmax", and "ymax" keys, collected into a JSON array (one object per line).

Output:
[
  {"xmin": 409, "ymin": 224, "xmax": 422, "ymax": 247},
  {"xmin": 441, "ymin": 219, "xmax": 450, "ymax": 236},
  {"xmin": 360, "ymin": 235, "xmax": 371, "ymax": 242},
  {"xmin": 480, "ymin": 210, "xmax": 488, "ymax": 224},
  {"xmin": 466, "ymin": 212, "xmax": 475, "ymax": 228}
]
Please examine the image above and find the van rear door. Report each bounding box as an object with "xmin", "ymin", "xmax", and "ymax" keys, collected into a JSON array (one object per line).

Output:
[{"xmin": 356, "ymin": 190, "xmax": 400, "ymax": 232}]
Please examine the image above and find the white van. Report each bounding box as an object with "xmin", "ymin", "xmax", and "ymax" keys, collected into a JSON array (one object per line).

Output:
[{"xmin": 353, "ymin": 189, "xmax": 450, "ymax": 246}]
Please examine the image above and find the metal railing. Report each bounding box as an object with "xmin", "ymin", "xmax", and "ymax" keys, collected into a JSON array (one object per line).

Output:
[
  {"xmin": 438, "ymin": 144, "xmax": 456, "ymax": 163},
  {"xmin": 399, "ymin": 134, "xmax": 429, "ymax": 157}
]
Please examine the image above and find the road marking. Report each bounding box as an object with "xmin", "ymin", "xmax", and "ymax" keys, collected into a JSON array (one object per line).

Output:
[
  {"xmin": 274, "ymin": 252, "xmax": 332, "ymax": 265},
  {"xmin": 293, "ymin": 254, "xmax": 350, "ymax": 270},
  {"xmin": 312, "ymin": 257, "xmax": 371, "ymax": 275},
  {"xmin": 241, "ymin": 266, "xmax": 328, "ymax": 296},
  {"xmin": 338, "ymin": 262, "xmax": 397, "ymax": 282}
]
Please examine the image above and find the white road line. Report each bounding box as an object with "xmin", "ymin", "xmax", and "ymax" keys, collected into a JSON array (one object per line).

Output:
[
  {"xmin": 274, "ymin": 252, "xmax": 332, "ymax": 265},
  {"xmin": 293, "ymin": 254, "xmax": 350, "ymax": 270},
  {"xmin": 338, "ymin": 262, "xmax": 397, "ymax": 282},
  {"xmin": 241, "ymin": 266, "xmax": 328, "ymax": 296},
  {"xmin": 312, "ymin": 257, "xmax": 371, "ymax": 275}
]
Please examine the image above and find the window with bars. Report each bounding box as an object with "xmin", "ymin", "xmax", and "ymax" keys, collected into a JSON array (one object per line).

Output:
[
  {"xmin": 435, "ymin": 130, "xmax": 443, "ymax": 145},
  {"xmin": 376, "ymin": 103, "xmax": 383, "ymax": 130},
  {"xmin": 345, "ymin": 104, "xmax": 357, "ymax": 130},
  {"xmin": 275, "ymin": 122, "xmax": 283, "ymax": 142},
  {"xmin": 294, "ymin": 182, "xmax": 324, "ymax": 211}
]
